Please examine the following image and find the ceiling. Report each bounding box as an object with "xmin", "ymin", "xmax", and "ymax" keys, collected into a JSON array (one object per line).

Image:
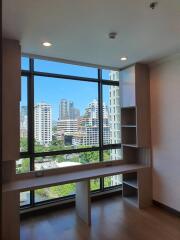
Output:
[{"xmin": 3, "ymin": 0, "xmax": 180, "ymax": 68}]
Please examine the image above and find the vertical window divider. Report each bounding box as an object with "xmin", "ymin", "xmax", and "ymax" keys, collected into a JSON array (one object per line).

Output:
[
  {"xmin": 98, "ymin": 69, "xmax": 104, "ymax": 191},
  {"xmin": 28, "ymin": 58, "xmax": 35, "ymax": 206}
]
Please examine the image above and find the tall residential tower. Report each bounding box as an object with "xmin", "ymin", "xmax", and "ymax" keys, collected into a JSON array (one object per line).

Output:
[
  {"xmin": 59, "ymin": 99, "xmax": 80, "ymax": 120},
  {"xmin": 109, "ymin": 71, "xmax": 122, "ymax": 185},
  {"xmin": 34, "ymin": 103, "xmax": 52, "ymax": 145}
]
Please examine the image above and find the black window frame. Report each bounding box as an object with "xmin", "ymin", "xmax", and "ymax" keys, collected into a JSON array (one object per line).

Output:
[{"xmin": 20, "ymin": 57, "xmax": 122, "ymax": 208}]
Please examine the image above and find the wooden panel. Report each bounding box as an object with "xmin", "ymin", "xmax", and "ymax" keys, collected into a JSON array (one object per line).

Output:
[
  {"xmin": 135, "ymin": 64, "xmax": 151, "ymax": 147},
  {"xmin": 76, "ymin": 180, "xmax": 91, "ymax": 225},
  {"xmin": 120, "ymin": 66, "xmax": 136, "ymax": 107},
  {"xmin": 3, "ymin": 164, "xmax": 149, "ymax": 192},
  {"xmin": 137, "ymin": 148, "xmax": 151, "ymax": 166},
  {"xmin": 138, "ymin": 168, "xmax": 152, "ymax": 208},
  {"xmin": 2, "ymin": 191, "xmax": 20, "ymax": 240},
  {"xmin": 2, "ymin": 160, "xmax": 16, "ymax": 182},
  {"xmin": 121, "ymin": 127, "xmax": 137, "ymax": 145},
  {"xmin": 2, "ymin": 39, "xmax": 21, "ymax": 162},
  {"xmin": 123, "ymin": 183, "xmax": 138, "ymax": 207},
  {"xmin": 122, "ymin": 146, "xmax": 138, "ymax": 164},
  {"xmin": 121, "ymin": 107, "xmax": 136, "ymax": 125}
]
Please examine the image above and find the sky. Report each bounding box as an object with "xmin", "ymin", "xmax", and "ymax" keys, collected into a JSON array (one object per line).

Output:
[{"xmin": 21, "ymin": 57, "xmax": 118, "ymax": 120}]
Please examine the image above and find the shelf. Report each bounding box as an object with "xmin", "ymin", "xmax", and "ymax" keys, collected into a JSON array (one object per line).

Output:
[
  {"xmin": 123, "ymin": 182, "xmax": 138, "ymax": 206},
  {"xmin": 121, "ymin": 125, "xmax": 136, "ymax": 128},
  {"xmin": 121, "ymin": 127, "xmax": 137, "ymax": 146},
  {"xmin": 121, "ymin": 106, "xmax": 136, "ymax": 109},
  {"xmin": 121, "ymin": 107, "xmax": 136, "ymax": 126},
  {"xmin": 123, "ymin": 195, "xmax": 138, "ymax": 206},
  {"xmin": 123, "ymin": 179, "xmax": 138, "ymax": 189},
  {"xmin": 122, "ymin": 144, "xmax": 138, "ymax": 148}
]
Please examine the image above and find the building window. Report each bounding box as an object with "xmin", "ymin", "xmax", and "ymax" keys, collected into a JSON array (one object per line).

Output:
[{"xmin": 18, "ymin": 57, "xmax": 122, "ymax": 208}]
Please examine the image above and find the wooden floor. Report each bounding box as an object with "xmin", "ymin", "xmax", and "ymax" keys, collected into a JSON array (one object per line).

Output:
[{"xmin": 21, "ymin": 196, "xmax": 180, "ymax": 240}]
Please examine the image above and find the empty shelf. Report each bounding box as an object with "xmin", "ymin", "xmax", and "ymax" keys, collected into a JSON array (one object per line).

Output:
[{"xmin": 123, "ymin": 179, "xmax": 138, "ymax": 189}]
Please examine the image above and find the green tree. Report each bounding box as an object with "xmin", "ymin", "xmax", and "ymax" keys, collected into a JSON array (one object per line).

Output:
[
  {"xmin": 16, "ymin": 158, "xmax": 30, "ymax": 173},
  {"xmin": 79, "ymin": 151, "xmax": 99, "ymax": 164},
  {"xmin": 103, "ymin": 150, "xmax": 110, "ymax": 161},
  {"xmin": 20, "ymin": 137, "xmax": 28, "ymax": 151}
]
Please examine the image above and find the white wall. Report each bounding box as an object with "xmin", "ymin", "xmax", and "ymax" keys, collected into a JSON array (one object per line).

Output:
[{"xmin": 150, "ymin": 54, "xmax": 180, "ymax": 211}]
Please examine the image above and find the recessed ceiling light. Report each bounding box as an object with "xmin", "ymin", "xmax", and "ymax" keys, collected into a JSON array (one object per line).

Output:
[
  {"xmin": 108, "ymin": 32, "xmax": 117, "ymax": 39},
  {"xmin": 42, "ymin": 42, "xmax": 52, "ymax": 47},
  {"xmin": 120, "ymin": 57, "xmax": 127, "ymax": 61},
  {"xmin": 149, "ymin": 1, "xmax": 158, "ymax": 10}
]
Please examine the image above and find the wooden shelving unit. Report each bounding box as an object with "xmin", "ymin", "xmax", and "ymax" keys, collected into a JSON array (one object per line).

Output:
[
  {"xmin": 123, "ymin": 179, "xmax": 138, "ymax": 189},
  {"xmin": 120, "ymin": 64, "xmax": 152, "ymax": 208},
  {"xmin": 123, "ymin": 172, "xmax": 138, "ymax": 189}
]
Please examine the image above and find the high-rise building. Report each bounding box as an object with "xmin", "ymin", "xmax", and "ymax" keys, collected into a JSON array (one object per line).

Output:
[
  {"xmin": 73, "ymin": 108, "xmax": 80, "ymax": 120},
  {"xmin": 109, "ymin": 71, "xmax": 122, "ymax": 186},
  {"xmin": 21, "ymin": 106, "xmax": 28, "ymax": 118},
  {"xmin": 57, "ymin": 119, "xmax": 78, "ymax": 140},
  {"xmin": 59, "ymin": 99, "xmax": 80, "ymax": 120},
  {"xmin": 20, "ymin": 106, "xmax": 28, "ymax": 138},
  {"xmin": 59, "ymin": 99, "xmax": 69, "ymax": 120},
  {"xmin": 57, "ymin": 99, "xmax": 110, "ymax": 147},
  {"xmin": 80, "ymin": 99, "xmax": 110, "ymax": 146},
  {"xmin": 34, "ymin": 103, "xmax": 52, "ymax": 145}
]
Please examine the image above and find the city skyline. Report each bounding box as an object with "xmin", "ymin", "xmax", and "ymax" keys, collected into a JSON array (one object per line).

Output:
[
  {"xmin": 21, "ymin": 58, "xmax": 119, "ymax": 121},
  {"xmin": 21, "ymin": 97, "xmax": 111, "ymax": 122},
  {"xmin": 21, "ymin": 98, "xmax": 111, "ymax": 145},
  {"xmin": 21, "ymin": 88, "xmax": 121, "ymax": 147}
]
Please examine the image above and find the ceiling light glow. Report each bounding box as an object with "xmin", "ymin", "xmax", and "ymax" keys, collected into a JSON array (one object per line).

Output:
[
  {"xmin": 120, "ymin": 57, "xmax": 127, "ymax": 61},
  {"xmin": 42, "ymin": 42, "xmax": 52, "ymax": 47}
]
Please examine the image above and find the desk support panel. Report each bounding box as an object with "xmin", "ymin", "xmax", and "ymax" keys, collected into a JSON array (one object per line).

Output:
[
  {"xmin": 76, "ymin": 180, "xmax": 91, "ymax": 225},
  {"xmin": 2, "ymin": 191, "xmax": 20, "ymax": 240}
]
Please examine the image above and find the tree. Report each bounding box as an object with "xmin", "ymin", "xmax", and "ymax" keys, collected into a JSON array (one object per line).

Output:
[
  {"xmin": 103, "ymin": 150, "xmax": 110, "ymax": 161},
  {"xmin": 20, "ymin": 137, "xmax": 28, "ymax": 151},
  {"xmin": 79, "ymin": 151, "xmax": 99, "ymax": 164},
  {"xmin": 16, "ymin": 158, "xmax": 30, "ymax": 173}
]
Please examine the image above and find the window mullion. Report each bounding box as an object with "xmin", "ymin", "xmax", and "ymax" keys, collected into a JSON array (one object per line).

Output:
[
  {"xmin": 28, "ymin": 58, "xmax": 35, "ymax": 207},
  {"xmin": 98, "ymin": 69, "xmax": 104, "ymax": 191}
]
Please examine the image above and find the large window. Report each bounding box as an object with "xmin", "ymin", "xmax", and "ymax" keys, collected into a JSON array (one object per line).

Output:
[{"xmin": 18, "ymin": 57, "xmax": 122, "ymax": 207}]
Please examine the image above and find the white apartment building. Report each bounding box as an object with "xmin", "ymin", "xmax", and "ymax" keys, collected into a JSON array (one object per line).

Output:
[
  {"xmin": 80, "ymin": 100, "xmax": 110, "ymax": 146},
  {"xmin": 20, "ymin": 106, "xmax": 28, "ymax": 138},
  {"xmin": 59, "ymin": 99, "xmax": 80, "ymax": 120},
  {"xmin": 79, "ymin": 119, "xmax": 99, "ymax": 146},
  {"xmin": 57, "ymin": 119, "xmax": 78, "ymax": 140},
  {"xmin": 34, "ymin": 103, "xmax": 52, "ymax": 145},
  {"xmin": 109, "ymin": 71, "xmax": 122, "ymax": 186}
]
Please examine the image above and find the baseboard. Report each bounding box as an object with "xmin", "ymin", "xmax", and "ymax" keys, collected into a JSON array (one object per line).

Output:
[{"xmin": 153, "ymin": 200, "xmax": 180, "ymax": 217}]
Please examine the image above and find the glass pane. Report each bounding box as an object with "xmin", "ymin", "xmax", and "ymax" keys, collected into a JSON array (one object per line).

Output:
[
  {"xmin": 20, "ymin": 77, "xmax": 28, "ymax": 152},
  {"xmin": 102, "ymin": 69, "xmax": 119, "ymax": 81},
  {"xmin": 16, "ymin": 158, "xmax": 30, "ymax": 173},
  {"xmin": 35, "ymin": 183, "xmax": 76, "ymax": 203},
  {"xmin": 20, "ymin": 191, "xmax": 30, "ymax": 206},
  {"xmin": 103, "ymin": 149, "xmax": 122, "ymax": 161},
  {"xmin": 34, "ymin": 59, "xmax": 98, "ymax": 78},
  {"xmin": 21, "ymin": 57, "xmax": 29, "ymax": 70},
  {"xmin": 104, "ymin": 174, "xmax": 122, "ymax": 188},
  {"xmin": 34, "ymin": 76, "xmax": 99, "ymax": 152},
  {"xmin": 90, "ymin": 178, "xmax": 100, "ymax": 191},
  {"xmin": 103, "ymin": 85, "xmax": 121, "ymax": 144},
  {"xmin": 35, "ymin": 152, "xmax": 99, "ymax": 170}
]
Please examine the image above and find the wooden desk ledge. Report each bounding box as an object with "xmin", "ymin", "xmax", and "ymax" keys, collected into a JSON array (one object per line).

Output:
[{"xmin": 3, "ymin": 164, "xmax": 150, "ymax": 193}]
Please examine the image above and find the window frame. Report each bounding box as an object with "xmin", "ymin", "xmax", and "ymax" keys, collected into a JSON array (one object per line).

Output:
[{"xmin": 20, "ymin": 57, "xmax": 122, "ymax": 208}]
